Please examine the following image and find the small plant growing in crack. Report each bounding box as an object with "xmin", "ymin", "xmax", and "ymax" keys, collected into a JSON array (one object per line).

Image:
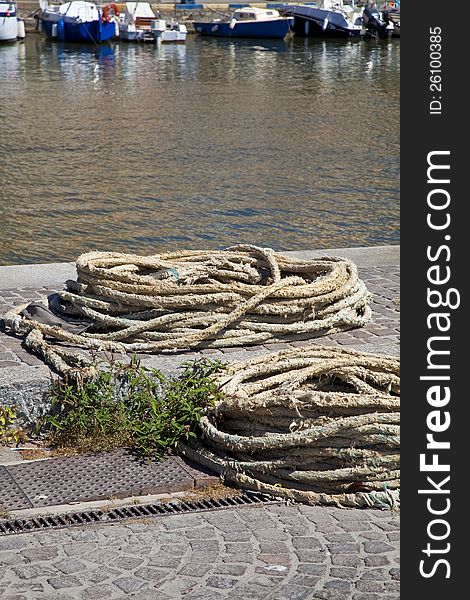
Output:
[{"xmin": 37, "ymin": 357, "xmax": 225, "ymax": 458}]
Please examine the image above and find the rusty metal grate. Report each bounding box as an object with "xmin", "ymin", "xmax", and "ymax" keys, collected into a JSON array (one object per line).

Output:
[{"xmin": 0, "ymin": 492, "xmax": 276, "ymax": 536}]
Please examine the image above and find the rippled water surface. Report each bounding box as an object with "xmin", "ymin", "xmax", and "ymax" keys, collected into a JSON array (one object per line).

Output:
[{"xmin": 0, "ymin": 34, "xmax": 399, "ymax": 265}]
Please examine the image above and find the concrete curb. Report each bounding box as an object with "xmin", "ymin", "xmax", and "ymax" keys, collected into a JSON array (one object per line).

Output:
[{"xmin": 0, "ymin": 246, "xmax": 399, "ymax": 289}]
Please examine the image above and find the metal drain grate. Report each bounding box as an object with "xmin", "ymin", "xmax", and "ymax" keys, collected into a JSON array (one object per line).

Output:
[{"xmin": 0, "ymin": 492, "xmax": 276, "ymax": 536}]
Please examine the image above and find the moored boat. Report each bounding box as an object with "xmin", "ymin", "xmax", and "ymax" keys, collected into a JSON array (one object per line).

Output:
[
  {"xmin": 280, "ymin": 1, "xmax": 363, "ymax": 38},
  {"xmin": 193, "ymin": 6, "xmax": 293, "ymax": 39},
  {"xmin": 0, "ymin": 1, "xmax": 25, "ymax": 42},
  {"xmin": 152, "ymin": 19, "xmax": 187, "ymax": 43},
  {"xmin": 37, "ymin": 0, "xmax": 118, "ymax": 43},
  {"xmin": 362, "ymin": 3, "xmax": 394, "ymax": 38},
  {"xmin": 119, "ymin": 1, "xmax": 155, "ymax": 42},
  {"xmin": 119, "ymin": 2, "xmax": 187, "ymax": 43}
]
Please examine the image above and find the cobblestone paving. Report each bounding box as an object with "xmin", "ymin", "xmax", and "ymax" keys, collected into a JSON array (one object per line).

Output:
[
  {"xmin": 0, "ymin": 262, "xmax": 400, "ymax": 599},
  {"xmin": 0, "ymin": 504, "xmax": 399, "ymax": 600},
  {"xmin": 0, "ymin": 266, "xmax": 399, "ymax": 370}
]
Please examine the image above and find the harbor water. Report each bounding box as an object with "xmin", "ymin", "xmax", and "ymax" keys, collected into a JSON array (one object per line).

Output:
[{"xmin": 0, "ymin": 34, "xmax": 399, "ymax": 265}]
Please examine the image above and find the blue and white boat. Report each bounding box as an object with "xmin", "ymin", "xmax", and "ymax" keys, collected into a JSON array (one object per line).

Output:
[
  {"xmin": 193, "ymin": 7, "xmax": 293, "ymax": 39},
  {"xmin": 280, "ymin": 1, "xmax": 364, "ymax": 38},
  {"xmin": 37, "ymin": 0, "xmax": 118, "ymax": 43},
  {"xmin": 0, "ymin": 1, "xmax": 25, "ymax": 42}
]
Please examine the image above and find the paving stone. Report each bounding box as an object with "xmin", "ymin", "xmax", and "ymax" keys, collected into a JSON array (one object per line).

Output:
[
  {"xmin": 272, "ymin": 584, "xmax": 315, "ymax": 600},
  {"xmin": 63, "ymin": 543, "xmax": 95, "ymax": 557},
  {"xmin": 331, "ymin": 555, "xmax": 362, "ymax": 567},
  {"xmin": 188, "ymin": 551, "xmax": 219, "ymax": 563},
  {"xmin": 148, "ymin": 554, "xmax": 182, "ymax": 568},
  {"xmin": 87, "ymin": 567, "xmax": 122, "ymax": 584},
  {"xmin": 290, "ymin": 574, "xmax": 321, "ymax": 587},
  {"xmin": 189, "ymin": 540, "xmax": 219, "ymax": 552},
  {"xmin": 359, "ymin": 532, "xmax": 384, "ymax": 541},
  {"xmin": 111, "ymin": 556, "xmax": 145, "ymax": 570},
  {"xmin": 355, "ymin": 581, "xmax": 385, "ymax": 593},
  {"xmin": 223, "ymin": 532, "xmax": 253, "ymax": 543},
  {"xmin": 178, "ymin": 562, "xmax": 213, "ymax": 577},
  {"xmin": 324, "ymin": 533, "xmax": 356, "ymax": 543},
  {"xmin": 316, "ymin": 592, "xmax": 352, "ymax": 600},
  {"xmin": 128, "ymin": 589, "xmax": 173, "ymax": 600},
  {"xmin": 384, "ymin": 580, "xmax": 400, "ymax": 593},
  {"xmin": 330, "ymin": 566, "xmax": 358, "ymax": 579},
  {"xmin": 53, "ymin": 558, "xmax": 87, "ymax": 575},
  {"xmin": 20, "ymin": 547, "xmax": 59, "ymax": 562},
  {"xmin": 363, "ymin": 542, "xmax": 395, "ymax": 554},
  {"xmin": 257, "ymin": 554, "xmax": 292, "ymax": 566},
  {"xmin": 13, "ymin": 565, "xmax": 49, "ymax": 580},
  {"xmin": 7, "ymin": 582, "xmax": 44, "ymax": 593},
  {"xmin": 206, "ymin": 575, "xmax": 238, "ymax": 589},
  {"xmin": 160, "ymin": 543, "xmax": 186, "ymax": 557},
  {"xmin": 79, "ymin": 584, "xmax": 116, "ymax": 600},
  {"xmin": 327, "ymin": 543, "xmax": 361, "ymax": 554},
  {"xmin": 292, "ymin": 536, "xmax": 323, "ymax": 549},
  {"xmin": 364, "ymin": 555, "xmax": 390, "ymax": 567},
  {"xmin": 360, "ymin": 568, "xmax": 388, "ymax": 580},
  {"xmin": 297, "ymin": 563, "xmax": 328, "ymax": 576},
  {"xmin": 185, "ymin": 591, "xmax": 226, "ymax": 600},
  {"xmin": 222, "ymin": 552, "xmax": 256, "ymax": 564},
  {"xmin": 213, "ymin": 563, "xmax": 247, "ymax": 576},
  {"xmin": 134, "ymin": 566, "xmax": 168, "ymax": 582},
  {"xmin": 323, "ymin": 579, "xmax": 353, "ymax": 591},
  {"xmin": 113, "ymin": 576, "xmax": 144, "ymax": 594},
  {"xmin": 225, "ymin": 542, "xmax": 253, "ymax": 554},
  {"xmin": 185, "ymin": 527, "xmax": 216, "ymax": 540},
  {"xmin": 47, "ymin": 575, "xmax": 82, "ymax": 590},
  {"xmin": 295, "ymin": 550, "xmax": 328, "ymax": 563},
  {"xmin": 156, "ymin": 577, "xmax": 196, "ymax": 596},
  {"xmin": 0, "ymin": 552, "xmax": 28, "ymax": 566},
  {"xmin": 258, "ymin": 541, "xmax": 290, "ymax": 554}
]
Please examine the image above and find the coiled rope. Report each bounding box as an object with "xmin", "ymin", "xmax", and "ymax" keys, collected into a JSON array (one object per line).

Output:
[
  {"xmin": 4, "ymin": 245, "xmax": 371, "ymax": 378},
  {"xmin": 179, "ymin": 345, "xmax": 400, "ymax": 510}
]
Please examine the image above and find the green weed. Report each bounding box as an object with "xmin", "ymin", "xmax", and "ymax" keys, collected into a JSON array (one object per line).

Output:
[{"xmin": 40, "ymin": 357, "xmax": 224, "ymax": 458}]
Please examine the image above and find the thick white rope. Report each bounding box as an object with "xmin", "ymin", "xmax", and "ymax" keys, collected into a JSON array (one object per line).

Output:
[
  {"xmin": 3, "ymin": 245, "xmax": 372, "ymax": 376},
  {"xmin": 179, "ymin": 346, "xmax": 400, "ymax": 510}
]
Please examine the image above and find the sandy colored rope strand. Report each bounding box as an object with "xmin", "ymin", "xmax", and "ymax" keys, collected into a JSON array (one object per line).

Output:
[
  {"xmin": 179, "ymin": 345, "xmax": 400, "ymax": 510},
  {"xmin": 3, "ymin": 245, "xmax": 372, "ymax": 376}
]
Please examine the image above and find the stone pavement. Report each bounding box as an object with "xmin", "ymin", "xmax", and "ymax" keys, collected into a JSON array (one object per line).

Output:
[
  {"xmin": 0, "ymin": 247, "xmax": 400, "ymax": 599},
  {"xmin": 0, "ymin": 503, "xmax": 399, "ymax": 600}
]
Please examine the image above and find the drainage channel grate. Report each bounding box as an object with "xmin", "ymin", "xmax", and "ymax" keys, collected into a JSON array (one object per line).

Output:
[{"xmin": 0, "ymin": 492, "xmax": 276, "ymax": 536}]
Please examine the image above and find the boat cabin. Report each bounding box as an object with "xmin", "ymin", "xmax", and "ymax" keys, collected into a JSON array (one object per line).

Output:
[{"xmin": 233, "ymin": 7, "xmax": 282, "ymax": 21}]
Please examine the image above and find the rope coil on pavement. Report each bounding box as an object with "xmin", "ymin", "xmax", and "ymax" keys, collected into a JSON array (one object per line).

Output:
[
  {"xmin": 179, "ymin": 345, "xmax": 400, "ymax": 510},
  {"xmin": 4, "ymin": 245, "xmax": 372, "ymax": 378}
]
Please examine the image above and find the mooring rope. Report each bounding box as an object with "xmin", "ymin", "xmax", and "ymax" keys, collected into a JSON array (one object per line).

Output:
[
  {"xmin": 4, "ymin": 245, "xmax": 372, "ymax": 377},
  {"xmin": 179, "ymin": 345, "xmax": 400, "ymax": 510}
]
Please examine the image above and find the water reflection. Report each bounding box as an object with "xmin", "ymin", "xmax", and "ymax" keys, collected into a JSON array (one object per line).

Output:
[{"xmin": 0, "ymin": 35, "xmax": 399, "ymax": 265}]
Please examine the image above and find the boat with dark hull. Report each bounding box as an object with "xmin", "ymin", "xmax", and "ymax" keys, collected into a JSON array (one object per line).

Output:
[
  {"xmin": 38, "ymin": 0, "xmax": 117, "ymax": 43},
  {"xmin": 362, "ymin": 3, "xmax": 394, "ymax": 38},
  {"xmin": 280, "ymin": 1, "xmax": 363, "ymax": 38},
  {"xmin": 193, "ymin": 7, "xmax": 293, "ymax": 39}
]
